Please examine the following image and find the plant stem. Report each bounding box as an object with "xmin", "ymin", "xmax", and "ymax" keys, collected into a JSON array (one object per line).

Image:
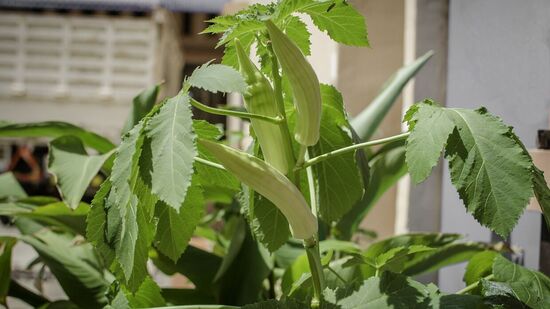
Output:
[
  {"xmin": 304, "ymin": 237, "xmax": 325, "ymax": 307},
  {"xmin": 194, "ymin": 157, "xmax": 225, "ymax": 170},
  {"xmin": 300, "ymin": 132, "xmax": 410, "ymax": 169},
  {"xmin": 303, "ymin": 150, "xmax": 325, "ymax": 307},
  {"xmin": 456, "ymin": 274, "xmax": 495, "ymax": 294},
  {"xmin": 190, "ymin": 98, "xmax": 284, "ymax": 124}
]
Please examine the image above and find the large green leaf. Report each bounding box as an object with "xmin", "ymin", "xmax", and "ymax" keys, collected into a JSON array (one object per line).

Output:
[
  {"xmin": 105, "ymin": 120, "xmax": 146, "ymax": 280},
  {"xmin": 463, "ymin": 251, "xmax": 498, "ymax": 287},
  {"xmin": 187, "ymin": 62, "xmax": 247, "ymax": 94},
  {"xmin": 48, "ymin": 136, "xmax": 113, "ymax": 209},
  {"xmin": 481, "ymin": 279, "xmax": 529, "ymax": 308},
  {"xmin": 125, "ymin": 276, "xmax": 166, "ymax": 308},
  {"xmin": 352, "ymin": 51, "xmax": 433, "ymax": 141},
  {"xmin": 86, "ymin": 180, "xmax": 115, "ymax": 265},
  {"xmin": 404, "ymin": 104, "xmax": 454, "ymax": 183},
  {"xmin": 0, "ymin": 237, "xmax": 16, "ymax": 306},
  {"xmin": 275, "ymin": 0, "xmax": 368, "ymax": 46},
  {"xmin": 0, "ymin": 121, "xmax": 115, "ymax": 154},
  {"xmin": 122, "ymin": 84, "xmax": 161, "ymax": 135},
  {"xmin": 335, "ymin": 141, "xmax": 407, "ymax": 240},
  {"xmin": 532, "ymin": 166, "xmax": 550, "ymax": 230},
  {"xmin": 144, "ymin": 92, "xmax": 196, "ymax": 211},
  {"xmin": 405, "ymin": 102, "xmax": 533, "ymax": 236},
  {"xmin": 310, "ymin": 84, "xmax": 364, "ymax": 223},
  {"xmin": 0, "ymin": 172, "xmax": 26, "ymax": 199},
  {"xmin": 326, "ymin": 272, "xmax": 482, "ymax": 309},
  {"xmin": 492, "ymin": 255, "xmax": 550, "ymax": 309},
  {"xmin": 194, "ymin": 120, "xmax": 240, "ymax": 203},
  {"xmin": 285, "ymin": 16, "xmax": 311, "ymax": 56},
  {"xmin": 154, "ymin": 182, "xmax": 204, "ymax": 262},
  {"xmin": 19, "ymin": 227, "xmax": 110, "ymax": 309}
]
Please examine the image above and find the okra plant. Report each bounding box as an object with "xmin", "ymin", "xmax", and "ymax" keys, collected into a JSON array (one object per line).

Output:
[{"xmin": 1, "ymin": 1, "xmax": 550, "ymax": 308}]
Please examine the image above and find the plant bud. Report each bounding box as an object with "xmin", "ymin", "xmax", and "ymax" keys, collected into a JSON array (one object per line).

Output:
[
  {"xmin": 199, "ymin": 139, "xmax": 317, "ymax": 239},
  {"xmin": 266, "ymin": 20, "xmax": 321, "ymax": 146},
  {"xmin": 235, "ymin": 39, "xmax": 293, "ymax": 175}
]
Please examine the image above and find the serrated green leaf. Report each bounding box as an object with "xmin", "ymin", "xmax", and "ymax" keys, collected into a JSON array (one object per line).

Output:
[
  {"xmin": 86, "ymin": 180, "xmax": 115, "ymax": 266},
  {"xmin": 300, "ymin": 0, "xmax": 369, "ymax": 46},
  {"xmin": 532, "ymin": 166, "xmax": 550, "ymax": 230},
  {"xmin": 328, "ymin": 272, "xmax": 482, "ymax": 309},
  {"xmin": 105, "ymin": 120, "xmax": 146, "ymax": 280},
  {"xmin": 154, "ymin": 182, "xmax": 204, "ymax": 262},
  {"xmin": 311, "ymin": 84, "xmax": 363, "ymax": 222},
  {"xmin": 222, "ymin": 32, "xmax": 256, "ymax": 70},
  {"xmin": 244, "ymin": 185, "xmax": 291, "ymax": 252},
  {"xmin": 285, "ymin": 16, "xmax": 311, "ymax": 56},
  {"xmin": 481, "ymin": 280, "xmax": 529, "ymax": 308},
  {"xmin": 0, "ymin": 121, "xmax": 115, "ymax": 154},
  {"xmin": 444, "ymin": 107, "xmax": 533, "ymax": 237},
  {"xmin": 0, "ymin": 172, "xmax": 26, "ymax": 199},
  {"xmin": 194, "ymin": 120, "xmax": 240, "ymax": 203},
  {"xmin": 125, "ymin": 276, "xmax": 166, "ymax": 308},
  {"xmin": 407, "ymin": 102, "xmax": 534, "ymax": 237},
  {"xmin": 122, "ymin": 84, "xmax": 160, "ymax": 136},
  {"xmin": 492, "ymin": 254, "xmax": 550, "ymax": 309},
  {"xmin": 48, "ymin": 136, "xmax": 113, "ymax": 209},
  {"xmin": 188, "ymin": 63, "xmax": 247, "ymax": 94},
  {"xmin": 145, "ymin": 92, "xmax": 196, "ymax": 211},
  {"xmin": 405, "ymin": 104, "xmax": 454, "ymax": 183}
]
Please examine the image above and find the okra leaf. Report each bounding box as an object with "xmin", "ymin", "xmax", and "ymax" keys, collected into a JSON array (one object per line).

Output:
[
  {"xmin": 154, "ymin": 181, "xmax": 204, "ymax": 262},
  {"xmin": 86, "ymin": 180, "xmax": 115, "ymax": 266},
  {"xmin": 104, "ymin": 114, "xmax": 159, "ymax": 290},
  {"xmin": 405, "ymin": 101, "xmax": 534, "ymax": 237},
  {"xmin": 285, "ymin": 16, "xmax": 311, "ymax": 56},
  {"xmin": 245, "ymin": 187, "xmax": 291, "ymax": 252},
  {"xmin": 532, "ymin": 166, "xmax": 550, "ymax": 230},
  {"xmin": 194, "ymin": 120, "xmax": 240, "ymax": 203},
  {"xmin": 492, "ymin": 255, "xmax": 550, "ymax": 309},
  {"xmin": 328, "ymin": 272, "xmax": 482, "ymax": 309},
  {"xmin": 188, "ymin": 62, "xmax": 247, "ymax": 94},
  {"xmin": 48, "ymin": 136, "xmax": 113, "ymax": 210},
  {"xmin": 124, "ymin": 276, "xmax": 166, "ymax": 308},
  {"xmin": 463, "ymin": 251, "xmax": 498, "ymax": 287},
  {"xmin": 144, "ymin": 92, "xmax": 196, "ymax": 211},
  {"xmin": 311, "ymin": 85, "xmax": 364, "ymax": 223},
  {"xmin": 404, "ymin": 103, "xmax": 454, "ymax": 183}
]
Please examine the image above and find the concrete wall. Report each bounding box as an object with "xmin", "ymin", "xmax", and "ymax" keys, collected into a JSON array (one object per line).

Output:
[{"xmin": 439, "ymin": 0, "xmax": 550, "ymax": 292}]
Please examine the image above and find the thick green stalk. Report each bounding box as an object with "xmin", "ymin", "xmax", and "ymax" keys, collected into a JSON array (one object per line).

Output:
[
  {"xmin": 304, "ymin": 237, "xmax": 325, "ymax": 307},
  {"xmin": 190, "ymin": 98, "xmax": 283, "ymax": 124},
  {"xmin": 300, "ymin": 132, "xmax": 410, "ymax": 169}
]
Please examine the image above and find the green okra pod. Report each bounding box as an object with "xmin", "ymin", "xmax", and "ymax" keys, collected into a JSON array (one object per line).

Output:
[
  {"xmin": 235, "ymin": 39, "xmax": 294, "ymax": 175},
  {"xmin": 199, "ymin": 139, "xmax": 318, "ymax": 240},
  {"xmin": 266, "ymin": 20, "xmax": 322, "ymax": 146}
]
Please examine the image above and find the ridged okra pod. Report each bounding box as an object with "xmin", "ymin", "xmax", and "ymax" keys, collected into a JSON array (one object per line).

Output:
[
  {"xmin": 199, "ymin": 139, "xmax": 318, "ymax": 240},
  {"xmin": 235, "ymin": 39, "xmax": 294, "ymax": 175},
  {"xmin": 266, "ymin": 20, "xmax": 321, "ymax": 146}
]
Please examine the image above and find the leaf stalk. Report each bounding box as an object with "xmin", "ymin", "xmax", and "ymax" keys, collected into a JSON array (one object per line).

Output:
[{"xmin": 190, "ymin": 98, "xmax": 284, "ymax": 124}]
